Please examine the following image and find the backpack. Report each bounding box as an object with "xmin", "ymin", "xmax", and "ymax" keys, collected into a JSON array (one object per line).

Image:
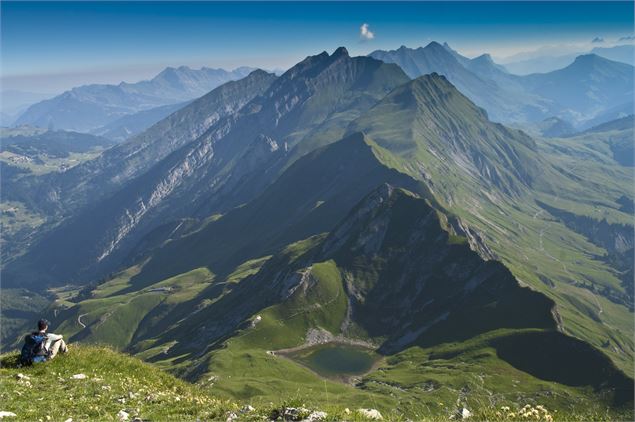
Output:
[{"xmin": 20, "ymin": 332, "xmax": 48, "ymax": 365}]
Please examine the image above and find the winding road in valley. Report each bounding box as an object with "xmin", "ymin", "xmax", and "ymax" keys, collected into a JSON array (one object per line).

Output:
[{"xmin": 78, "ymin": 314, "xmax": 87, "ymax": 328}]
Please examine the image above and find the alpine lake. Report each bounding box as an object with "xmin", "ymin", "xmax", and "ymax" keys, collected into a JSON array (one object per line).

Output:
[{"xmin": 282, "ymin": 343, "xmax": 380, "ymax": 382}]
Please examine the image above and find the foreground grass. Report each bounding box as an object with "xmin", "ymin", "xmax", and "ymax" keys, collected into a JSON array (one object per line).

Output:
[
  {"xmin": 1, "ymin": 345, "xmax": 631, "ymax": 421},
  {"xmin": 0, "ymin": 345, "xmax": 235, "ymax": 421}
]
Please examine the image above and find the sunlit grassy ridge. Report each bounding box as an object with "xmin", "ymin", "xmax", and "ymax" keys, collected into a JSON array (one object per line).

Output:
[
  {"xmin": 0, "ymin": 346, "xmax": 234, "ymax": 421},
  {"xmin": 347, "ymin": 76, "xmax": 634, "ymax": 373}
]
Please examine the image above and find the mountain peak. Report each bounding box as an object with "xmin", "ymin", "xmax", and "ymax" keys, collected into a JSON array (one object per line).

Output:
[
  {"xmin": 567, "ymin": 53, "xmax": 624, "ymax": 71},
  {"xmin": 247, "ymin": 68, "xmax": 274, "ymax": 78},
  {"xmin": 424, "ymin": 41, "xmax": 445, "ymax": 51},
  {"xmin": 332, "ymin": 46, "xmax": 349, "ymax": 58},
  {"xmin": 574, "ymin": 53, "xmax": 602, "ymax": 64},
  {"xmin": 473, "ymin": 53, "xmax": 494, "ymax": 63},
  {"xmin": 417, "ymin": 72, "xmax": 450, "ymax": 85}
]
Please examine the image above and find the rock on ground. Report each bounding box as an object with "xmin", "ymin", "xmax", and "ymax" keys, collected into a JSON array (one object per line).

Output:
[
  {"xmin": 304, "ymin": 410, "xmax": 328, "ymax": 421},
  {"xmin": 357, "ymin": 408, "xmax": 383, "ymax": 420}
]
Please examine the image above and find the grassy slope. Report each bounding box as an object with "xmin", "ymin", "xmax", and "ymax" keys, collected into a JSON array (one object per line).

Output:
[
  {"xmin": 2, "ymin": 345, "xmax": 629, "ymax": 421},
  {"xmin": 180, "ymin": 189, "xmax": 629, "ymax": 418},
  {"xmin": 364, "ymin": 329, "xmax": 634, "ymax": 420},
  {"xmin": 11, "ymin": 204, "xmax": 631, "ymax": 420},
  {"xmin": 347, "ymin": 75, "xmax": 634, "ymax": 373},
  {"xmin": 0, "ymin": 346, "xmax": 234, "ymax": 421},
  {"xmin": 52, "ymin": 268, "xmax": 214, "ymax": 350},
  {"xmin": 191, "ymin": 254, "xmax": 631, "ymax": 418},
  {"xmin": 191, "ymin": 264, "xmax": 631, "ymax": 419}
]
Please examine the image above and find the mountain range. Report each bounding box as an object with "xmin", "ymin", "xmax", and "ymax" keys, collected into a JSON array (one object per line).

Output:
[
  {"xmin": 369, "ymin": 42, "xmax": 633, "ymax": 129},
  {"xmin": 13, "ymin": 66, "xmax": 256, "ymax": 132},
  {"xmin": 9, "ymin": 42, "xmax": 633, "ymax": 141},
  {"xmin": 3, "ymin": 48, "xmax": 411, "ymax": 285},
  {"xmin": 501, "ymin": 43, "xmax": 634, "ymax": 74},
  {"xmin": 1, "ymin": 46, "xmax": 633, "ymax": 418}
]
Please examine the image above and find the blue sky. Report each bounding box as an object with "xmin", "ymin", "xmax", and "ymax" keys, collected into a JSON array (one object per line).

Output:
[{"xmin": 1, "ymin": 1, "xmax": 633, "ymax": 93}]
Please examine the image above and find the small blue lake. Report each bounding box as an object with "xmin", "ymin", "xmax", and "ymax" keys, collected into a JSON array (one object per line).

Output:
[{"xmin": 287, "ymin": 343, "xmax": 378, "ymax": 378}]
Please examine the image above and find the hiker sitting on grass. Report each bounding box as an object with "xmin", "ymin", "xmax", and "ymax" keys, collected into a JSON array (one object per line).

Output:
[{"xmin": 20, "ymin": 319, "xmax": 68, "ymax": 365}]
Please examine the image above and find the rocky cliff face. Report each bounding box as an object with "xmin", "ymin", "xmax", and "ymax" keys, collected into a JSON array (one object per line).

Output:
[
  {"xmin": 5, "ymin": 51, "xmax": 409, "ymax": 286},
  {"xmin": 9, "ymin": 70, "xmax": 278, "ymax": 216},
  {"xmin": 314, "ymin": 185, "xmax": 558, "ymax": 352}
]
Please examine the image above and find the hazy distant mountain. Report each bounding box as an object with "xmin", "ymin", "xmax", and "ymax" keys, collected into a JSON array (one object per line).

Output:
[
  {"xmin": 91, "ymin": 101, "xmax": 190, "ymax": 142},
  {"xmin": 579, "ymin": 114, "xmax": 634, "ymax": 135},
  {"xmin": 534, "ymin": 116, "xmax": 576, "ymax": 137},
  {"xmin": 501, "ymin": 44, "xmax": 634, "ymax": 75},
  {"xmin": 14, "ymin": 66, "xmax": 255, "ymax": 132},
  {"xmin": 580, "ymin": 101, "xmax": 634, "ymax": 130},
  {"xmin": 523, "ymin": 54, "xmax": 634, "ymax": 121},
  {"xmin": 370, "ymin": 44, "xmax": 633, "ymax": 127},
  {"xmin": 442, "ymin": 43, "xmax": 530, "ymax": 93},
  {"xmin": 501, "ymin": 54, "xmax": 578, "ymax": 75},
  {"xmin": 369, "ymin": 42, "xmax": 548, "ymax": 123}
]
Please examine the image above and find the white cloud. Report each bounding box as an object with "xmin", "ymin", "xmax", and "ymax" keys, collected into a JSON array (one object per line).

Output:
[{"xmin": 360, "ymin": 23, "xmax": 374, "ymax": 41}]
